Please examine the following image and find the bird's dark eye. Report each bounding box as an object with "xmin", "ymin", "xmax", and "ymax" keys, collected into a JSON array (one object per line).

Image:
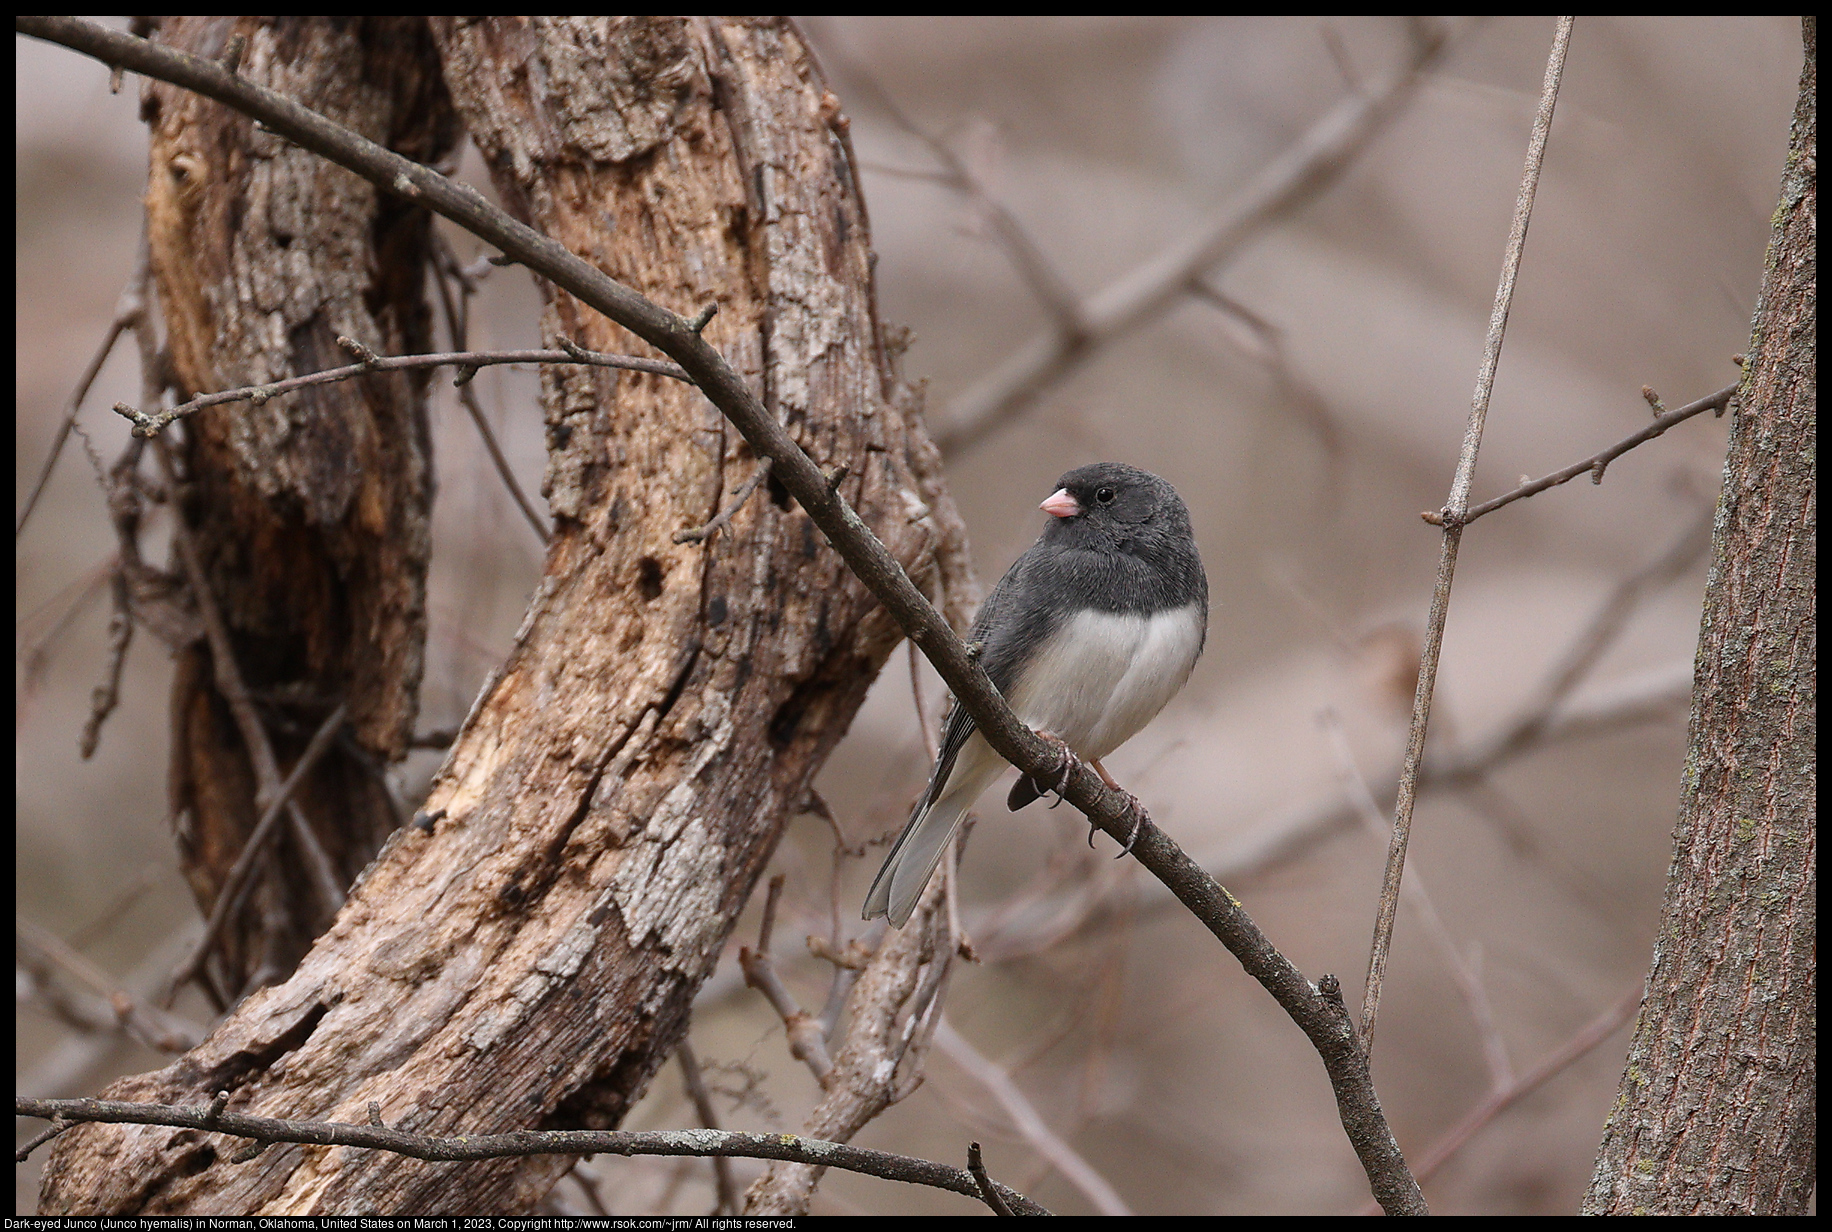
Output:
[{"xmin": 1095, "ymin": 486, "xmax": 1116, "ymax": 505}]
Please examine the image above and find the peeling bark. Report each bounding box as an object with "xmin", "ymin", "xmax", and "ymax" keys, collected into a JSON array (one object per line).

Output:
[{"xmin": 140, "ymin": 15, "xmax": 453, "ymax": 996}]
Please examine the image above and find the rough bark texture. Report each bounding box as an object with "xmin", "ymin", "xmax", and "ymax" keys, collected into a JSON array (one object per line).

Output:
[
  {"xmin": 139, "ymin": 16, "xmax": 453, "ymax": 994},
  {"xmin": 1583, "ymin": 19, "xmax": 1815, "ymax": 1216},
  {"xmin": 40, "ymin": 16, "xmax": 965, "ymax": 1214}
]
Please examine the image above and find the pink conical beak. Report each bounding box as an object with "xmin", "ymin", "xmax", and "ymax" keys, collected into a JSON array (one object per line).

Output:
[{"xmin": 1040, "ymin": 488, "xmax": 1080, "ymax": 518}]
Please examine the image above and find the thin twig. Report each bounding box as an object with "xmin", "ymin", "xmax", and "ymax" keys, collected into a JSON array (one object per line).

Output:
[
  {"xmin": 14, "ymin": 1117, "xmax": 73, "ymax": 1164},
  {"xmin": 1449, "ymin": 505, "xmax": 1714, "ymax": 772},
  {"xmin": 148, "ymin": 435, "xmax": 339, "ymax": 997},
  {"xmin": 287, "ymin": 795, "xmax": 348, "ymax": 918},
  {"xmin": 15, "ymin": 915, "xmax": 206, "ymax": 1054},
  {"xmin": 17, "ymin": 234, "xmax": 150, "ymax": 538},
  {"xmin": 149, "ymin": 437, "xmax": 285, "ymax": 798},
  {"xmin": 802, "ymin": 790, "xmax": 873, "ymax": 1040},
  {"xmin": 676, "ymin": 1038, "xmax": 740, "ymax": 1215},
  {"xmin": 567, "ymin": 1164, "xmax": 614, "ymax": 1217},
  {"xmin": 1361, "ymin": 16, "xmax": 1573, "ymax": 1057},
  {"xmin": 845, "ymin": 71, "xmax": 1084, "ymax": 338},
  {"xmin": 430, "ymin": 238, "xmax": 551, "ymax": 545},
  {"xmin": 112, "ymin": 343, "xmax": 691, "ymax": 438},
  {"xmin": 967, "ymin": 1142, "xmax": 1017, "ymax": 1216},
  {"xmin": 1355, "ymin": 985, "xmax": 1641, "ymax": 1212},
  {"xmin": 1188, "ymin": 282, "xmax": 1347, "ymax": 505},
  {"xmin": 740, "ymin": 875, "xmax": 836, "ymax": 1083},
  {"xmin": 1427, "ymin": 382, "xmax": 1738, "ymax": 527},
  {"xmin": 163, "ymin": 702, "xmax": 350, "ymax": 1002},
  {"xmin": 674, "ymin": 457, "xmax": 773, "ymax": 544},
  {"xmin": 18, "ymin": 926, "xmax": 205, "ymax": 1099},
  {"xmin": 78, "ymin": 567, "xmax": 136, "ymax": 759},
  {"xmin": 16, "ymin": 556, "xmax": 115, "ymax": 718},
  {"xmin": 63, "ymin": 861, "xmax": 165, "ymax": 950},
  {"xmin": 934, "ymin": 19, "xmax": 1455, "ymax": 456},
  {"xmin": 13, "ymin": 1095, "xmax": 1052, "ymax": 1215},
  {"xmin": 1321, "ymin": 712, "xmax": 1513, "ymax": 1087},
  {"xmin": 935, "ymin": 1017, "xmax": 1130, "ymax": 1216}
]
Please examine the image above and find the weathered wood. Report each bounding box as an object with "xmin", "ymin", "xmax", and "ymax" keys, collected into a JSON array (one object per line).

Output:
[
  {"xmin": 142, "ymin": 15, "xmax": 452, "ymax": 996},
  {"xmin": 40, "ymin": 16, "xmax": 967, "ymax": 1214}
]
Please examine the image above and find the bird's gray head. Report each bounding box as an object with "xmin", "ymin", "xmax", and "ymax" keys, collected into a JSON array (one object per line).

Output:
[{"xmin": 1037, "ymin": 462, "xmax": 1193, "ymax": 558}]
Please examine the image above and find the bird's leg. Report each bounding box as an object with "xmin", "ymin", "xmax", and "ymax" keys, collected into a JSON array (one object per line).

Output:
[
  {"xmin": 1033, "ymin": 731, "xmax": 1079, "ymax": 808},
  {"xmin": 1089, "ymin": 759, "xmax": 1150, "ymax": 856}
]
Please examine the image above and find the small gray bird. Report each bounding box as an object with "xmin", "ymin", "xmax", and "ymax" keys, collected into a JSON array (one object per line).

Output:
[{"xmin": 862, "ymin": 462, "xmax": 1208, "ymax": 927}]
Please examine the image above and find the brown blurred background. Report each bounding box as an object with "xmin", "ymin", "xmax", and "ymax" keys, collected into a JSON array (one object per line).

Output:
[{"xmin": 16, "ymin": 16, "xmax": 1804, "ymax": 1215}]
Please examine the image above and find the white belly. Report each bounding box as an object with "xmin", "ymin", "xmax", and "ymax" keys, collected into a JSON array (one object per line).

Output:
[{"xmin": 1005, "ymin": 603, "xmax": 1204, "ymax": 760}]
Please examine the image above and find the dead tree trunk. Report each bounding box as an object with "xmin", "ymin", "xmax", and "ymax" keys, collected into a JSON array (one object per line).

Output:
[
  {"xmin": 40, "ymin": 15, "xmax": 965, "ymax": 1214},
  {"xmin": 141, "ymin": 15, "xmax": 453, "ymax": 1002},
  {"xmin": 1583, "ymin": 17, "xmax": 1815, "ymax": 1216}
]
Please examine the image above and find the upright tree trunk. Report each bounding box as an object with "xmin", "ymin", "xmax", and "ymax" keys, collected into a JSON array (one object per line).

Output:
[
  {"xmin": 1583, "ymin": 18, "xmax": 1815, "ymax": 1216},
  {"xmin": 141, "ymin": 15, "xmax": 453, "ymax": 1000},
  {"xmin": 41, "ymin": 16, "xmax": 965, "ymax": 1214}
]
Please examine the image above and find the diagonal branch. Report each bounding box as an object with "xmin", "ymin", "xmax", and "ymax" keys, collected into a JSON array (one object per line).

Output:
[
  {"xmin": 936, "ymin": 1018, "xmax": 1130, "ymax": 1216},
  {"xmin": 428, "ymin": 239, "xmax": 552, "ymax": 546},
  {"xmin": 1354, "ymin": 985, "xmax": 1642, "ymax": 1213},
  {"xmin": 16, "ymin": 234, "xmax": 151, "ymax": 539},
  {"xmin": 15, "ymin": 915, "xmax": 206, "ymax": 1055},
  {"xmin": 1429, "ymin": 381, "xmax": 1738, "ymax": 528},
  {"xmin": 162, "ymin": 701, "xmax": 350, "ymax": 1003},
  {"xmin": 934, "ymin": 18, "xmax": 1456, "ymax": 456},
  {"xmin": 18, "ymin": 16, "xmax": 1423, "ymax": 1212}
]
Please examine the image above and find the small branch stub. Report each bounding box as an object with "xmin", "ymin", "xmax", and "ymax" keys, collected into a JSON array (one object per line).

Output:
[
  {"xmin": 335, "ymin": 335, "xmax": 382, "ymax": 367},
  {"xmin": 968, "ymin": 1142, "xmax": 1016, "ymax": 1216}
]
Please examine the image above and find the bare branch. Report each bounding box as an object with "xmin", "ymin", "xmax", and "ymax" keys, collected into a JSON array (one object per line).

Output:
[
  {"xmin": 1356, "ymin": 986, "xmax": 1641, "ymax": 1213},
  {"xmin": 78, "ymin": 568, "xmax": 135, "ymax": 759},
  {"xmin": 935, "ymin": 19, "xmax": 1455, "ymax": 456},
  {"xmin": 113, "ymin": 341, "xmax": 691, "ymax": 438},
  {"xmin": 1445, "ymin": 507, "xmax": 1714, "ymax": 773},
  {"xmin": 1361, "ymin": 15, "xmax": 1573, "ymax": 1055},
  {"xmin": 13, "ymin": 1095, "xmax": 1052, "ymax": 1215},
  {"xmin": 936, "ymin": 1018, "xmax": 1130, "ymax": 1216},
  {"xmin": 15, "ymin": 915, "xmax": 206, "ymax": 1055},
  {"xmin": 675, "ymin": 1038, "xmax": 740, "ymax": 1215},
  {"xmin": 163, "ymin": 701, "xmax": 350, "ymax": 1002},
  {"xmin": 1425, "ymin": 382, "xmax": 1738, "ymax": 528},
  {"xmin": 1322, "ymin": 712, "xmax": 1513, "ymax": 1087},
  {"xmin": 16, "ymin": 1117, "xmax": 76, "ymax": 1164},
  {"xmin": 16, "ymin": 235, "xmax": 150, "ymax": 538},
  {"xmin": 1188, "ymin": 282, "xmax": 1347, "ymax": 505},
  {"xmin": 967, "ymin": 1142, "xmax": 1017, "ymax": 1217},
  {"xmin": 845, "ymin": 71, "xmax": 1086, "ymax": 338},
  {"xmin": 429, "ymin": 237, "xmax": 551, "ymax": 545},
  {"xmin": 740, "ymin": 875, "xmax": 836, "ymax": 1084},
  {"xmin": 675, "ymin": 457, "xmax": 774, "ymax": 544}
]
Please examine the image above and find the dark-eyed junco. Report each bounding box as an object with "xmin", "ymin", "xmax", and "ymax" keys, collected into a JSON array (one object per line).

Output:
[{"xmin": 862, "ymin": 462, "xmax": 1208, "ymax": 927}]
